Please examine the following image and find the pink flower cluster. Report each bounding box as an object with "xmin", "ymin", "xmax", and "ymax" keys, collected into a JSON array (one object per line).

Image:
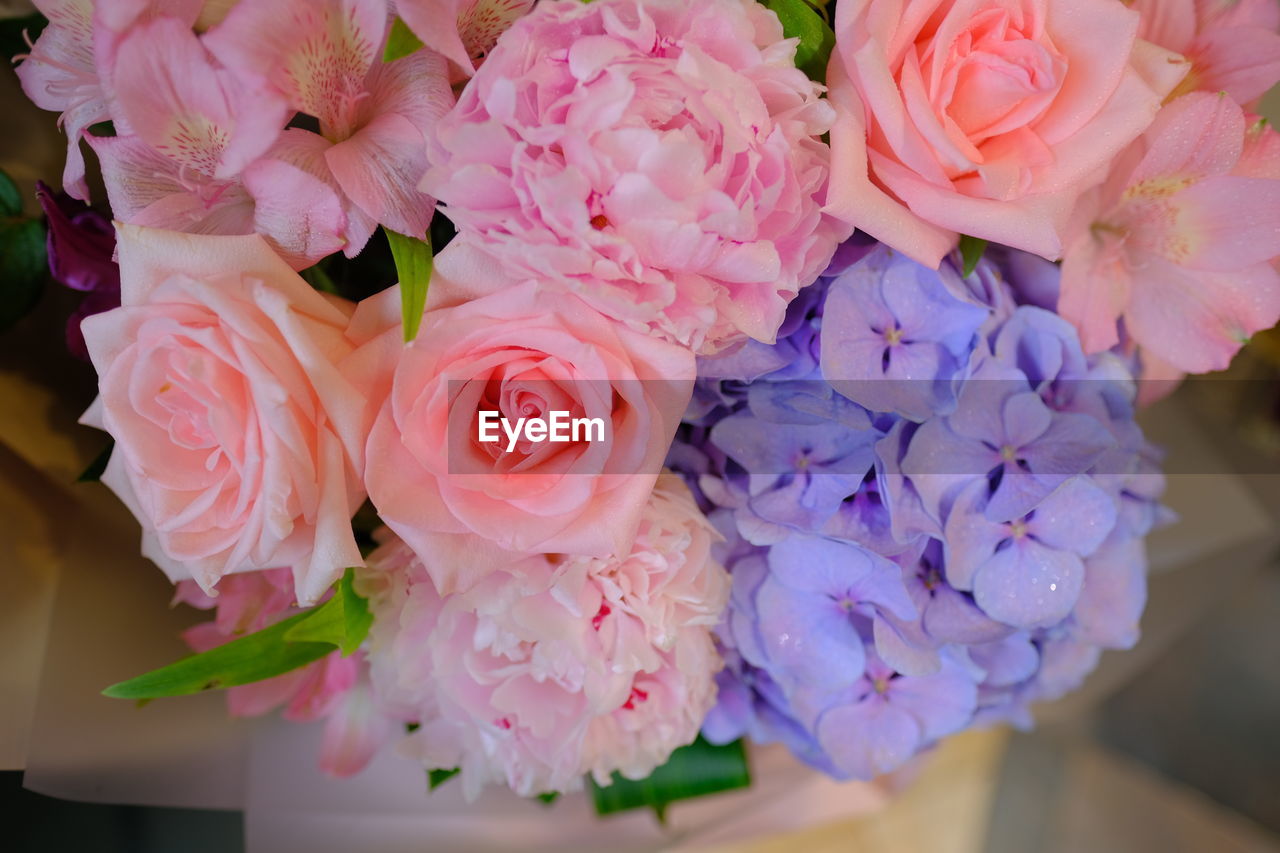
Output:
[
  {"xmin": 422, "ymin": 0, "xmax": 851, "ymax": 354},
  {"xmin": 174, "ymin": 568, "xmax": 391, "ymax": 778},
  {"xmin": 17, "ymin": 0, "xmax": 453, "ymax": 267},
  {"xmin": 19, "ymin": 0, "xmax": 1280, "ymax": 798},
  {"xmin": 823, "ymin": 0, "xmax": 1280, "ymax": 380},
  {"xmin": 359, "ymin": 475, "xmax": 729, "ymax": 797},
  {"xmin": 40, "ymin": 0, "xmax": 799, "ymax": 790}
]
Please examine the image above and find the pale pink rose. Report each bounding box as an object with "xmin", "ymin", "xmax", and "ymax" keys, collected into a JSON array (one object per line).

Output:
[
  {"xmin": 176, "ymin": 567, "xmax": 390, "ymax": 777},
  {"xmin": 395, "ymin": 0, "xmax": 535, "ymax": 79},
  {"xmin": 1058, "ymin": 92, "xmax": 1280, "ymax": 374},
  {"xmin": 826, "ymin": 0, "xmax": 1190, "ymax": 266},
  {"xmin": 204, "ymin": 0, "xmax": 455, "ymax": 250},
  {"xmin": 1132, "ymin": 0, "xmax": 1280, "ymax": 106},
  {"xmin": 80, "ymin": 225, "xmax": 380, "ymax": 603},
  {"xmin": 358, "ymin": 475, "xmax": 730, "ymax": 798},
  {"xmin": 362, "ymin": 243, "xmax": 695, "ymax": 573},
  {"xmin": 422, "ymin": 0, "xmax": 849, "ymax": 355}
]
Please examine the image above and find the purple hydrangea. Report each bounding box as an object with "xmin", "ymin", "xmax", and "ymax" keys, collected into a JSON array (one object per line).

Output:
[{"xmin": 672, "ymin": 242, "xmax": 1166, "ymax": 780}]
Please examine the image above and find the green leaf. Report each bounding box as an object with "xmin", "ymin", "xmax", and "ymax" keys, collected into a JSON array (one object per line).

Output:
[
  {"xmin": 103, "ymin": 571, "xmax": 373, "ymax": 699},
  {"xmin": 282, "ymin": 568, "xmax": 372, "ymax": 656},
  {"xmin": 384, "ymin": 228, "xmax": 433, "ymax": 343},
  {"xmin": 102, "ymin": 609, "xmax": 335, "ymax": 700},
  {"xmin": 958, "ymin": 234, "xmax": 989, "ymax": 277},
  {"xmin": 589, "ymin": 736, "xmax": 750, "ymax": 822},
  {"xmin": 0, "ymin": 168, "xmax": 21, "ymax": 217},
  {"xmin": 428, "ymin": 768, "xmax": 460, "ymax": 791},
  {"xmin": 383, "ymin": 17, "xmax": 423, "ymax": 62},
  {"xmin": 536, "ymin": 792, "xmax": 559, "ymax": 806},
  {"xmin": 299, "ymin": 263, "xmax": 339, "ymax": 295},
  {"xmin": 761, "ymin": 0, "xmax": 835, "ymax": 82},
  {"xmin": 77, "ymin": 440, "xmax": 114, "ymax": 483},
  {"xmin": 0, "ymin": 218, "xmax": 48, "ymax": 331}
]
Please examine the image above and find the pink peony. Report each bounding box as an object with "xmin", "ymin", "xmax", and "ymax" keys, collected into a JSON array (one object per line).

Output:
[
  {"xmin": 361, "ymin": 243, "xmax": 695, "ymax": 579},
  {"xmin": 175, "ymin": 567, "xmax": 391, "ymax": 777},
  {"xmin": 421, "ymin": 0, "xmax": 849, "ymax": 355},
  {"xmin": 357, "ymin": 474, "xmax": 730, "ymax": 798},
  {"xmin": 396, "ymin": 0, "xmax": 535, "ymax": 79},
  {"xmin": 1058, "ymin": 92, "xmax": 1280, "ymax": 374},
  {"xmin": 1131, "ymin": 0, "xmax": 1280, "ymax": 107},
  {"xmin": 80, "ymin": 225, "xmax": 381, "ymax": 604},
  {"xmin": 826, "ymin": 0, "xmax": 1189, "ymax": 266}
]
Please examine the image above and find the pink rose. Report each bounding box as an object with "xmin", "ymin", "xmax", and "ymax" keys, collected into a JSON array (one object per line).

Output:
[
  {"xmin": 826, "ymin": 0, "xmax": 1189, "ymax": 266},
  {"xmin": 362, "ymin": 244, "xmax": 695, "ymax": 575},
  {"xmin": 421, "ymin": 0, "xmax": 849, "ymax": 355},
  {"xmin": 359, "ymin": 475, "xmax": 729, "ymax": 798},
  {"xmin": 81, "ymin": 225, "xmax": 377, "ymax": 604}
]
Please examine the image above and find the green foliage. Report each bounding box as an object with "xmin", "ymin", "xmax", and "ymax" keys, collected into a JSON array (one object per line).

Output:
[
  {"xmin": 0, "ymin": 167, "xmax": 21, "ymax": 217},
  {"xmin": 428, "ymin": 768, "xmax": 460, "ymax": 791},
  {"xmin": 588, "ymin": 736, "xmax": 750, "ymax": 823},
  {"xmin": 384, "ymin": 228, "xmax": 434, "ymax": 343},
  {"xmin": 761, "ymin": 0, "xmax": 835, "ymax": 82},
  {"xmin": 383, "ymin": 18, "xmax": 423, "ymax": 62},
  {"xmin": 0, "ymin": 169, "xmax": 48, "ymax": 331},
  {"xmin": 958, "ymin": 234, "xmax": 989, "ymax": 277},
  {"xmin": 103, "ymin": 570, "xmax": 372, "ymax": 699},
  {"xmin": 299, "ymin": 264, "xmax": 339, "ymax": 295},
  {"xmin": 77, "ymin": 441, "xmax": 114, "ymax": 483},
  {"xmin": 281, "ymin": 569, "xmax": 373, "ymax": 657}
]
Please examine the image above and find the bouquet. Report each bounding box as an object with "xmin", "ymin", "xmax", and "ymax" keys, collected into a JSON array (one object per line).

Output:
[{"xmin": 9, "ymin": 0, "xmax": 1279, "ymax": 823}]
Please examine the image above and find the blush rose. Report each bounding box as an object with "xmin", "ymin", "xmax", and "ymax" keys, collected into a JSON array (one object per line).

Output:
[
  {"xmin": 81, "ymin": 225, "xmax": 375, "ymax": 604},
  {"xmin": 826, "ymin": 0, "xmax": 1189, "ymax": 266},
  {"xmin": 363, "ymin": 245, "xmax": 695, "ymax": 575}
]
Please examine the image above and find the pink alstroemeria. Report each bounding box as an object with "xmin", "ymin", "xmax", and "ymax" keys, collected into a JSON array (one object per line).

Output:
[
  {"xmin": 177, "ymin": 569, "xmax": 390, "ymax": 778},
  {"xmin": 1132, "ymin": 0, "xmax": 1280, "ymax": 107},
  {"xmin": 15, "ymin": 1, "xmax": 107, "ymax": 199},
  {"xmin": 90, "ymin": 16, "xmax": 348, "ymax": 268},
  {"xmin": 204, "ymin": 0, "xmax": 454, "ymax": 251},
  {"xmin": 395, "ymin": 0, "xmax": 534, "ymax": 78},
  {"xmin": 1059, "ymin": 92, "xmax": 1280, "ymax": 374},
  {"xmin": 14, "ymin": 0, "xmax": 201, "ymax": 198}
]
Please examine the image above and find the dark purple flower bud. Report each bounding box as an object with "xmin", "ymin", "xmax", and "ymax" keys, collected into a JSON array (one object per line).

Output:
[{"xmin": 35, "ymin": 181, "xmax": 120, "ymax": 359}]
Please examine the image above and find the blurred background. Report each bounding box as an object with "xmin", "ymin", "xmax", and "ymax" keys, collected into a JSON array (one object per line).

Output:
[{"xmin": 2, "ymin": 3, "xmax": 1278, "ymax": 851}]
